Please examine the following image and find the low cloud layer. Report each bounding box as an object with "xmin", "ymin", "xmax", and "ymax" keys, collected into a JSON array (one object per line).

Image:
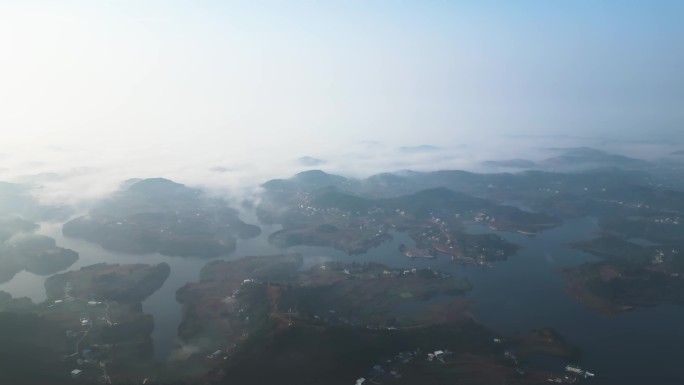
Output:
[
  {"xmin": 1, "ymin": 2, "xmax": 681, "ymax": 211},
  {"xmin": 1, "ymin": 135, "xmax": 681, "ymax": 213}
]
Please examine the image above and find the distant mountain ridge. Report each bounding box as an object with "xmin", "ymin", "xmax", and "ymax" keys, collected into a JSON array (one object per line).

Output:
[
  {"xmin": 398, "ymin": 145, "xmax": 442, "ymax": 153},
  {"xmin": 481, "ymin": 147, "xmax": 652, "ymax": 172},
  {"xmin": 542, "ymin": 147, "xmax": 650, "ymax": 170},
  {"xmin": 297, "ymin": 156, "xmax": 326, "ymax": 166}
]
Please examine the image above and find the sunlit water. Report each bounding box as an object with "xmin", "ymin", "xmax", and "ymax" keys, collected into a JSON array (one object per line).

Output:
[{"xmin": 1, "ymin": 216, "xmax": 683, "ymax": 384}]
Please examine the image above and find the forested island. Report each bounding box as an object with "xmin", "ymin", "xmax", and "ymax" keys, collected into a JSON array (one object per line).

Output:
[
  {"xmin": 0, "ymin": 217, "xmax": 78, "ymax": 283},
  {"xmin": 63, "ymin": 178, "xmax": 260, "ymax": 257}
]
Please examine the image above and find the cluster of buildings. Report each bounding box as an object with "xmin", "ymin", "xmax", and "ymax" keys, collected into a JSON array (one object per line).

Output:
[
  {"xmin": 426, "ymin": 349, "xmax": 452, "ymax": 363},
  {"xmin": 354, "ymin": 352, "xmax": 417, "ymax": 385},
  {"xmin": 653, "ymin": 250, "xmax": 665, "ymax": 264},
  {"xmin": 353, "ymin": 348, "xmax": 456, "ymax": 385},
  {"xmin": 206, "ymin": 349, "xmax": 223, "ymax": 359},
  {"xmin": 653, "ymin": 216, "xmax": 681, "ymax": 225},
  {"xmin": 546, "ymin": 365, "xmax": 595, "ymax": 383},
  {"xmin": 231, "ymin": 277, "xmax": 257, "ymax": 298}
]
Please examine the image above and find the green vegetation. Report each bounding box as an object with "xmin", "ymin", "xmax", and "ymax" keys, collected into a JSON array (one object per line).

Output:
[
  {"xmin": 0, "ymin": 218, "xmax": 78, "ymax": 284},
  {"xmin": 0, "ymin": 312, "xmax": 71, "ymax": 385},
  {"xmin": 1, "ymin": 263, "xmax": 172, "ymax": 383},
  {"xmin": 62, "ymin": 178, "xmax": 260, "ymax": 257},
  {"xmin": 564, "ymin": 236, "xmax": 684, "ymax": 313},
  {"xmin": 45, "ymin": 262, "xmax": 170, "ymax": 303},
  {"xmin": 0, "ymin": 261, "xmax": 168, "ymax": 385},
  {"xmin": 571, "ymin": 236, "xmax": 653, "ymax": 267},
  {"xmin": 313, "ymin": 188, "xmax": 375, "ymax": 212},
  {"xmin": 259, "ymin": 177, "xmax": 552, "ymax": 260},
  {"xmin": 564, "ymin": 262, "xmax": 684, "ymax": 313},
  {"xmin": 220, "ymin": 319, "xmax": 571, "ymax": 385},
  {"xmin": 261, "ymin": 167, "xmax": 684, "ymax": 317},
  {"xmin": 177, "ymin": 254, "xmax": 473, "ymax": 365},
  {"xmin": 599, "ymin": 215, "xmax": 684, "ymax": 244}
]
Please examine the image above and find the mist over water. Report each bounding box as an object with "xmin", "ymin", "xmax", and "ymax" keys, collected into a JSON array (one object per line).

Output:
[
  {"xmin": 1, "ymin": 2, "xmax": 684, "ymax": 383},
  {"xmin": 1, "ymin": 135, "xmax": 680, "ymax": 210},
  {"xmin": 1, "ymin": 1, "xmax": 681, "ymax": 209}
]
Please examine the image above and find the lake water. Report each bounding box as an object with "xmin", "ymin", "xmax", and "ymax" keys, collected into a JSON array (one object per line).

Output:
[{"xmin": 1, "ymin": 217, "xmax": 683, "ymax": 384}]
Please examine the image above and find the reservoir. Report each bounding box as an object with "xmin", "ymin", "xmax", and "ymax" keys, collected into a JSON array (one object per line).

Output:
[{"xmin": 1, "ymin": 216, "xmax": 683, "ymax": 384}]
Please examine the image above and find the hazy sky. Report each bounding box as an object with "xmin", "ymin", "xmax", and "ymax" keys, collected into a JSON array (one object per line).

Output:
[{"xmin": 1, "ymin": 1, "xmax": 683, "ymax": 201}]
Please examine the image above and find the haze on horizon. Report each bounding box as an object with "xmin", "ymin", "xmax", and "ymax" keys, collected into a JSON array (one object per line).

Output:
[{"xmin": 1, "ymin": 0, "xmax": 683, "ymax": 203}]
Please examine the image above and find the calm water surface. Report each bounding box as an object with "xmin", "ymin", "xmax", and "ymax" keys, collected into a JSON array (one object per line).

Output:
[{"xmin": 1, "ymin": 216, "xmax": 683, "ymax": 384}]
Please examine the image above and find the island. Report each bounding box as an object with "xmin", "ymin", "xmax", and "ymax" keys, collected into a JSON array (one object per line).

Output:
[
  {"xmin": 0, "ymin": 216, "xmax": 78, "ymax": 284},
  {"xmin": 62, "ymin": 178, "xmax": 261, "ymax": 257},
  {"xmin": 258, "ymin": 161, "xmax": 684, "ymax": 312},
  {"xmin": 0, "ymin": 292, "xmax": 75, "ymax": 385},
  {"xmin": 173, "ymin": 254, "xmax": 583, "ymax": 385},
  {"xmin": 562, "ymin": 236, "xmax": 684, "ymax": 314},
  {"xmin": 176, "ymin": 254, "xmax": 472, "ymax": 348},
  {"xmin": 259, "ymin": 178, "xmax": 558, "ymax": 265},
  {"xmin": 0, "ymin": 263, "xmax": 170, "ymax": 384},
  {"xmin": 45, "ymin": 262, "xmax": 171, "ymax": 303}
]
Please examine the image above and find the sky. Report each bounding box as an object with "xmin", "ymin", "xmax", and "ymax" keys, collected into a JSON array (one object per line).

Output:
[{"xmin": 0, "ymin": 0, "xmax": 683, "ymax": 202}]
